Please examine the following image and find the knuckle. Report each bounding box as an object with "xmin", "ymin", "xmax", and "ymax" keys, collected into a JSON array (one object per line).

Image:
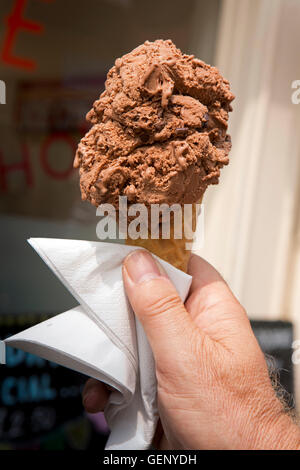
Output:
[{"xmin": 143, "ymin": 290, "xmax": 183, "ymax": 318}]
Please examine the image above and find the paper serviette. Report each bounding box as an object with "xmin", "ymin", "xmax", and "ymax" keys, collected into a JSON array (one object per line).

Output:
[{"xmin": 5, "ymin": 239, "xmax": 192, "ymax": 450}]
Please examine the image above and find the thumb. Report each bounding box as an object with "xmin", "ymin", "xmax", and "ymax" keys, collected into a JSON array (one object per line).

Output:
[{"xmin": 122, "ymin": 250, "xmax": 194, "ymax": 363}]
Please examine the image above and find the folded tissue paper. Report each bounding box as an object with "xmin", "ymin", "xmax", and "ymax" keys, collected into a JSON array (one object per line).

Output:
[{"xmin": 4, "ymin": 238, "xmax": 192, "ymax": 450}]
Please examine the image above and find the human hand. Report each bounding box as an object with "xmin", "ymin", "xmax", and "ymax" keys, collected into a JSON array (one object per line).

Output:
[{"xmin": 82, "ymin": 250, "xmax": 300, "ymax": 450}]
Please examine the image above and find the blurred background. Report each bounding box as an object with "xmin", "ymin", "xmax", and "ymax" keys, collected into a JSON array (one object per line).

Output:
[{"xmin": 0, "ymin": 0, "xmax": 299, "ymax": 450}]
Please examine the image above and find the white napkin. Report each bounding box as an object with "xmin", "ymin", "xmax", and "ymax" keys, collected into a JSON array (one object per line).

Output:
[{"xmin": 5, "ymin": 239, "xmax": 192, "ymax": 450}]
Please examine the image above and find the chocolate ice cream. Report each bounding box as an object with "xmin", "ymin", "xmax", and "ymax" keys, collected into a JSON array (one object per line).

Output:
[{"xmin": 74, "ymin": 39, "xmax": 234, "ymax": 209}]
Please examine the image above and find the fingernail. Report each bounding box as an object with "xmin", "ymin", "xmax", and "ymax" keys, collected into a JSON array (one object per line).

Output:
[{"xmin": 124, "ymin": 250, "xmax": 166, "ymax": 284}]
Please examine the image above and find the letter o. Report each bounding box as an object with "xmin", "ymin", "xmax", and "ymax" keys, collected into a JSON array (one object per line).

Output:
[{"xmin": 40, "ymin": 132, "xmax": 76, "ymax": 179}]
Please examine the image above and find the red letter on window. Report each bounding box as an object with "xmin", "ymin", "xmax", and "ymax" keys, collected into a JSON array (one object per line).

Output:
[
  {"xmin": 1, "ymin": 0, "xmax": 44, "ymax": 71},
  {"xmin": 40, "ymin": 133, "xmax": 76, "ymax": 180},
  {"xmin": 0, "ymin": 143, "xmax": 34, "ymax": 191}
]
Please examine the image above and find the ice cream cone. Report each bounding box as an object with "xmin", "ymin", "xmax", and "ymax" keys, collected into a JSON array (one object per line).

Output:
[
  {"xmin": 125, "ymin": 198, "xmax": 202, "ymax": 273},
  {"xmin": 74, "ymin": 40, "xmax": 234, "ymax": 272}
]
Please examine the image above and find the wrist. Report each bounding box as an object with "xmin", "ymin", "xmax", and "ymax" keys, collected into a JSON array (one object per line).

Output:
[
  {"xmin": 242, "ymin": 393, "xmax": 300, "ymax": 450},
  {"xmin": 259, "ymin": 406, "xmax": 300, "ymax": 450}
]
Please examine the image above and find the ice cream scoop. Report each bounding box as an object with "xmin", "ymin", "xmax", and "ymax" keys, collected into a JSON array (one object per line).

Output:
[{"xmin": 74, "ymin": 39, "xmax": 234, "ymax": 210}]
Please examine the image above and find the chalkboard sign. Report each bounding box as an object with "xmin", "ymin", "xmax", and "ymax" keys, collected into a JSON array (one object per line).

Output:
[{"xmin": 0, "ymin": 313, "xmax": 109, "ymax": 450}]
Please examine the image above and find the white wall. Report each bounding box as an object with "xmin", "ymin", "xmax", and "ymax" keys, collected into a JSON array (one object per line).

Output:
[{"xmin": 194, "ymin": 0, "xmax": 300, "ymax": 321}]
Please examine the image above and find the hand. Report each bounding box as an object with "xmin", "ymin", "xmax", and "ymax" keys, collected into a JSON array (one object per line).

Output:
[{"xmin": 82, "ymin": 250, "xmax": 300, "ymax": 450}]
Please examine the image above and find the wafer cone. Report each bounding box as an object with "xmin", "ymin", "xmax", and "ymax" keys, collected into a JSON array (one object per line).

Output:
[{"xmin": 125, "ymin": 198, "xmax": 203, "ymax": 273}]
